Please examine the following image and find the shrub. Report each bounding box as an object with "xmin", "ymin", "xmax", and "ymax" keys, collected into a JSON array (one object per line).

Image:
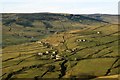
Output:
[{"xmin": 47, "ymin": 65, "xmax": 55, "ymax": 72}]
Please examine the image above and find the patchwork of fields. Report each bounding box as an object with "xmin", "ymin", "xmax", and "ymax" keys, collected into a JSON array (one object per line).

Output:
[{"xmin": 1, "ymin": 13, "xmax": 119, "ymax": 80}]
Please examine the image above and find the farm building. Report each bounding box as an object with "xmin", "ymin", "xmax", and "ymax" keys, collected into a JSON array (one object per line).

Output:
[
  {"xmin": 50, "ymin": 55, "xmax": 55, "ymax": 59},
  {"xmin": 55, "ymin": 55, "xmax": 62, "ymax": 60},
  {"xmin": 76, "ymin": 39, "xmax": 87, "ymax": 42},
  {"xmin": 83, "ymin": 39, "xmax": 86, "ymax": 42},
  {"xmin": 37, "ymin": 52, "xmax": 44, "ymax": 56},
  {"xmin": 97, "ymin": 31, "xmax": 101, "ymax": 34},
  {"xmin": 46, "ymin": 51, "xmax": 49, "ymax": 54}
]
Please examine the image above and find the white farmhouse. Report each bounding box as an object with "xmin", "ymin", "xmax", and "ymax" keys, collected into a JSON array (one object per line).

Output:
[
  {"xmin": 83, "ymin": 39, "xmax": 86, "ymax": 42},
  {"xmin": 46, "ymin": 51, "xmax": 49, "ymax": 54},
  {"xmin": 37, "ymin": 52, "xmax": 43, "ymax": 56},
  {"xmin": 56, "ymin": 55, "xmax": 62, "ymax": 60},
  {"xmin": 97, "ymin": 31, "xmax": 101, "ymax": 34}
]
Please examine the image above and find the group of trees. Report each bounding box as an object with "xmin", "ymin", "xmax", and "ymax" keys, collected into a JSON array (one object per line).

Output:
[
  {"xmin": 16, "ymin": 19, "xmax": 33, "ymax": 27},
  {"xmin": 3, "ymin": 18, "xmax": 33, "ymax": 27}
]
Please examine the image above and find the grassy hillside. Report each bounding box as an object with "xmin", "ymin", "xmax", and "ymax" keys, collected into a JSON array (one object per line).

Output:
[
  {"xmin": 84, "ymin": 14, "xmax": 118, "ymax": 24},
  {"xmin": 2, "ymin": 13, "xmax": 119, "ymax": 80},
  {"xmin": 2, "ymin": 13, "xmax": 108, "ymax": 48}
]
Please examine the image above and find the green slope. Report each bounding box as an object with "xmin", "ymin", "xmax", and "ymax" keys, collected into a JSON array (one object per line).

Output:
[
  {"xmin": 2, "ymin": 21, "xmax": 119, "ymax": 79},
  {"xmin": 2, "ymin": 13, "xmax": 108, "ymax": 48}
]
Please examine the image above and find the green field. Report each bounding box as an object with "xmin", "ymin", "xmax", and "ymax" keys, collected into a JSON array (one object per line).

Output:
[{"xmin": 2, "ymin": 13, "xmax": 119, "ymax": 80}]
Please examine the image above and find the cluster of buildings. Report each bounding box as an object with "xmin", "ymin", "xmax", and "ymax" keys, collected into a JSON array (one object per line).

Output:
[
  {"xmin": 37, "ymin": 50, "xmax": 63, "ymax": 60},
  {"xmin": 76, "ymin": 31, "xmax": 101, "ymax": 42}
]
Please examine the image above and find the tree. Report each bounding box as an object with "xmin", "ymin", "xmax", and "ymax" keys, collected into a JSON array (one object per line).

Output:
[{"xmin": 48, "ymin": 65, "xmax": 55, "ymax": 72}]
